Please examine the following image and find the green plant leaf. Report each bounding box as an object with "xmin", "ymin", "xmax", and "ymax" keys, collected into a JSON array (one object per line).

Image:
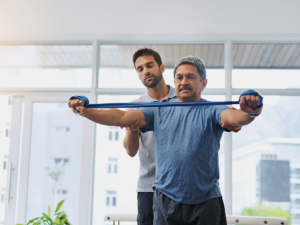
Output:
[
  {"xmin": 26, "ymin": 217, "xmax": 40, "ymax": 225},
  {"xmin": 47, "ymin": 206, "xmax": 51, "ymax": 217},
  {"xmin": 54, "ymin": 211, "xmax": 65, "ymax": 216},
  {"xmin": 16, "ymin": 224, "xmax": 24, "ymax": 225},
  {"xmin": 54, "ymin": 217, "xmax": 61, "ymax": 224},
  {"xmin": 55, "ymin": 200, "xmax": 65, "ymax": 213},
  {"xmin": 42, "ymin": 213, "xmax": 53, "ymax": 222}
]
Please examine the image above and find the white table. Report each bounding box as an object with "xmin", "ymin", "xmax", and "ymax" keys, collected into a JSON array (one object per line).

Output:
[{"xmin": 104, "ymin": 214, "xmax": 288, "ymax": 225}]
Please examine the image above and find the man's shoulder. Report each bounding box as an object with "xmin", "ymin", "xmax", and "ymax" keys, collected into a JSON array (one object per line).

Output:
[{"xmin": 131, "ymin": 93, "xmax": 149, "ymax": 103}]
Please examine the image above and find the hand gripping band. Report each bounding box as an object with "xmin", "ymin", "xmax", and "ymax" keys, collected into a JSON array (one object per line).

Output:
[
  {"xmin": 238, "ymin": 90, "xmax": 263, "ymax": 110},
  {"xmin": 69, "ymin": 90, "xmax": 263, "ymax": 110}
]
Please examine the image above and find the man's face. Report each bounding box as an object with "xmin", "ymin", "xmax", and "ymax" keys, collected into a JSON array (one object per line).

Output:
[
  {"xmin": 135, "ymin": 55, "xmax": 165, "ymax": 88},
  {"xmin": 174, "ymin": 64, "xmax": 207, "ymax": 102}
]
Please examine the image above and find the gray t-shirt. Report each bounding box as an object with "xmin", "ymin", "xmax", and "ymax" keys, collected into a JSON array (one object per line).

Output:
[
  {"xmin": 132, "ymin": 86, "xmax": 177, "ymax": 192},
  {"xmin": 139, "ymin": 99, "xmax": 230, "ymax": 204}
]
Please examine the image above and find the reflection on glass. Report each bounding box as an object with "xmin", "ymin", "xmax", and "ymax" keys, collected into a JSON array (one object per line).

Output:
[
  {"xmin": 0, "ymin": 45, "xmax": 92, "ymax": 88},
  {"xmin": 230, "ymin": 96, "xmax": 300, "ymax": 224},
  {"xmin": 26, "ymin": 103, "xmax": 83, "ymax": 225},
  {"xmin": 0, "ymin": 96, "xmax": 12, "ymax": 224}
]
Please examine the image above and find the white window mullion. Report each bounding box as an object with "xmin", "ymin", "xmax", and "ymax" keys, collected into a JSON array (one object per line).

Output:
[
  {"xmin": 224, "ymin": 39, "xmax": 233, "ymax": 215},
  {"xmin": 4, "ymin": 97, "xmax": 24, "ymax": 225}
]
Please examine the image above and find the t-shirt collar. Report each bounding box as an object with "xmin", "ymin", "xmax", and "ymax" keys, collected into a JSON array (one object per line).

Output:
[{"xmin": 145, "ymin": 85, "xmax": 177, "ymax": 102}]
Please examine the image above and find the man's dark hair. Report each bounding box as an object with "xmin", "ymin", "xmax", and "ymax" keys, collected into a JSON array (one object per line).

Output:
[{"xmin": 133, "ymin": 47, "xmax": 162, "ymax": 68}]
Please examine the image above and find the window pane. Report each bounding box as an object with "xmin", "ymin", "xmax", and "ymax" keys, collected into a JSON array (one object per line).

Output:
[
  {"xmin": 0, "ymin": 45, "xmax": 92, "ymax": 88},
  {"xmin": 0, "ymin": 96, "xmax": 12, "ymax": 224},
  {"xmin": 112, "ymin": 197, "xmax": 117, "ymax": 206},
  {"xmin": 98, "ymin": 44, "xmax": 225, "ymax": 88},
  {"xmin": 26, "ymin": 103, "xmax": 83, "ymax": 225},
  {"xmin": 93, "ymin": 95, "xmax": 140, "ymax": 225},
  {"xmin": 232, "ymin": 95, "xmax": 300, "ymax": 223},
  {"xmin": 114, "ymin": 164, "xmax": 118, "ymax": 174},
  {"xmin": 107, "ymin": 164, "xmax": 111, "ymax": 173},
  {"xmin": 232, "ymin": 69, "xmax": 300, "ymax": 89}
]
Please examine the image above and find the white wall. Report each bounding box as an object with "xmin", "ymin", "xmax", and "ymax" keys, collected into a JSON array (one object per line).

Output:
[{"xmin": 0, "ymin": 0, "xmax": 300, "ymax": 41}]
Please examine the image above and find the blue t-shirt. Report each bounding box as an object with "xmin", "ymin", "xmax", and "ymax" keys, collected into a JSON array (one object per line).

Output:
[{"xmin": 139, "ymin": 98, "xmax": 230, "ymax": 204}]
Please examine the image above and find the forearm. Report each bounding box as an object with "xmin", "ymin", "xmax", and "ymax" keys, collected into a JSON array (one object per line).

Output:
[
  {"xmin": 222, "ymin": 109, "xmax": 255, "ymax": 127},
  {"xmin": 123, "ymin": 130, "xmax": 140, "ymax": 157},
  {"xmin": 85, "ymin": 108, "xmax": 140, "ymax": 127}
]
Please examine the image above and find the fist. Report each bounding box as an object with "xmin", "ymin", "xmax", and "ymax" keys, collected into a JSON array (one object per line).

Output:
[
  {"xmin": 68, "ymin": 99, "xmax": 89, "ymax": 117},
  {"xmin": 239, "ymin": 95, "xmax": 263, "ymax": 115}
]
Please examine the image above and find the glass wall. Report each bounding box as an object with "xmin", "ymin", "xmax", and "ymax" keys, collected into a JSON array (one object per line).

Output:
[{"xmin": 2, "ymin": 41, "xmax": 300, "ymax": 225}]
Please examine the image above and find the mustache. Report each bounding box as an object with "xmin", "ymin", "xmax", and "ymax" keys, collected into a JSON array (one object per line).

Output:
[{"xmin": 179, "ymin": 85, "xmax": 193, "ymax": 91}]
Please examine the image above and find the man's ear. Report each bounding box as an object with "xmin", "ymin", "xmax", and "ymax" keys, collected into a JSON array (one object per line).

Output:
[
  {"xmin": 160, "ymin": 64, "xmax": 165, "ymax": 73},
  {"xmin": 202, "ymin": 79, "xmax": 208, "ymax": 91}
]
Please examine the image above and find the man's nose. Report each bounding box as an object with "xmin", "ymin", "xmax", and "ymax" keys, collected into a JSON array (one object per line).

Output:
[
  {"xmin": 144, "ymin": 67, "xmax": 151, "ymax": 76},
  {"xmin": 181, "ymin": 76, "xmax": 189, "ymax": 85}
]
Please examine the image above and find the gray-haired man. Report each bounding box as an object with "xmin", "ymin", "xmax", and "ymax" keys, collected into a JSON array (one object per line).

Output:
[
  {"xmin": 69, "ymin": 56, "xmax": 260, "ymax": 224},
  {"xmin": 122, "ymin": 50, "xmax": 241, "ymax": 225}
]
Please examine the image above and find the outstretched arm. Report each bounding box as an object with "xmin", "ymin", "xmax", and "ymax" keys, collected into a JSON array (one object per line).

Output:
[
  {"xmin": 68, "ymin": 99, "xmax": 146, "ymax": 127},
  {"xmin": 220, "ymin": 94, "xmax": 263, "ymax": 127}
]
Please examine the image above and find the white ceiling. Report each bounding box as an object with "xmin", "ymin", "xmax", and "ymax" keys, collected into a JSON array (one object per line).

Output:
[{"xmin": 0, "ymin": 0, "xmax": 300, "ymax": 40}]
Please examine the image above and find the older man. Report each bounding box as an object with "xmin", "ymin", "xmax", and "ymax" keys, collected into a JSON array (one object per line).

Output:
[
  {"xmin": 122, "ymin": 48, "xmax": 240, "ymax": 225},
  {"xmin": 69, "ymin": 56, "xmax": 262, "ymax": 225}
]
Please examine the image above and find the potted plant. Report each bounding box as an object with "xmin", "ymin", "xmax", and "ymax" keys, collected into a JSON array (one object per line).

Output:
[{"xmin": 17, "ymin": 199, "xmax": 71, "ymax": 225}]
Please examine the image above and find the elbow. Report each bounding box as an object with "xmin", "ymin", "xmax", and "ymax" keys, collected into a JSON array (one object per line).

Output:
[
  {"xmin": 126, "ymin": 149, "xmax": 138, "ymax": 157},
  {"xmin": 123, "ymin": 142, "xmax": 138, "ymax": 157}
]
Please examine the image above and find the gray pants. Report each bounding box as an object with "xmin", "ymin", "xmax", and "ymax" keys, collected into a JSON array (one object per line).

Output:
[{"xmin": 153, "ymin": 189, "xmax": 227, "ymax": 225}]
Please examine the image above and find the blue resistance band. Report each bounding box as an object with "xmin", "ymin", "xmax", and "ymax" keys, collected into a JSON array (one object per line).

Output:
[{"xmin": 70, "ymin": 90, "xmax": 263, "ymax": 110}]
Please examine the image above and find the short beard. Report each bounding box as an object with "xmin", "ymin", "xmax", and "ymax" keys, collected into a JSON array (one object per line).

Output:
[{"xmin": 142, "ymin": 72, "xmax": 163, "ymax": 88}]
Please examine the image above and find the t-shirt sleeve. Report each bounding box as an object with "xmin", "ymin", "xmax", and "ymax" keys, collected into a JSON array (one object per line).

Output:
[
  {"xmin": 213, "ymin": 105, "xmax": 231, "ymax": 131},
  {"xmin": 138, "ymin": 107, "xmax": 155, "ymax": 133}
]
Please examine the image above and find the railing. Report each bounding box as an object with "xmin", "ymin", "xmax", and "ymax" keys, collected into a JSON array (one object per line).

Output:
[{"xmin": 104, "ymin": 214, "xmax": 288, "ymax": 225}]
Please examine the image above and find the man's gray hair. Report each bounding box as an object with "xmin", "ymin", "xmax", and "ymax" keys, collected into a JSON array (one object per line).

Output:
[{"xmin": 174, "ymin": 56, "xmax": 206, "ymax": 81}]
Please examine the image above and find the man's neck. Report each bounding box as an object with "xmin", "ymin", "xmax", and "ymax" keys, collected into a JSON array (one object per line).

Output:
[
  {"xmin": 178, "ymin": 96, "xmax": 201, "ymax": 102},
  {"xmin": 147, "ymin": 79, "xmax": 170, "ymax": 102}
]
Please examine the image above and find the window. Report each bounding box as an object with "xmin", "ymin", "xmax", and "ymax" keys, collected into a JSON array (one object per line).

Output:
[
  {"xmin": 98, "ymin": 44, "xmax": 225, "ymax": 89},
  {"xmin": 56, "ymin": 126, "xmax": 70, "ymax": 132},
  {"xmin": 105, "ymin": 191, "xmax": 117, "ymax": 207},
  {"xmin": 232, "ymin": 93, "xmax": 300, "ymax": 220},
  {"xmin": 0, "ymin": 45, "xmax": 93, "ymax": 88},
  {"xmin": 5, "ymin": 129, "xmax": 9, "ymax": 137},
  {"xmin": 107, "ymin": 158, "xmax": 118, "ymax": 174},
  {"xmin": 25, "ymin": 102, "xmax": 83, "ymax": 224},
  {"xmin": 232, "ymin": 44, "xmax": 300, "ymax": 89},
  {"xmin": 108, "ymin": 127, "xmax": 119, "ymax": 141},
  {"xmin": 54, "ymin": 158, "xmax": 69, "ymax": 165}
]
